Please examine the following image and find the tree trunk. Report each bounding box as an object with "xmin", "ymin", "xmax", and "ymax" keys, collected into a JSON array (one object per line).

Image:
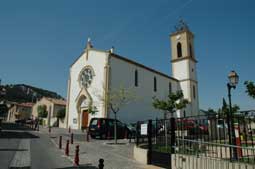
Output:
[{"xmin": 114, "ymin": 112, "xmax": 117, "ymax": 144}]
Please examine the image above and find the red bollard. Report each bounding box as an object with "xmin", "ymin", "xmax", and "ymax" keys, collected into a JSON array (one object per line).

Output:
[
  {"xmin": 235, "ymin": 125, "xmax": 243, "ymax": 158},
  {"xmin": 74, "ymin": 145, "xmax": 79, "ymax": 166},
  {"xmin": 71, "ymin": 133, "xmax": 74, "ymax": 144},
  {"xmin": 59, "ymin": 136, "xmax": 62, "ymax": 149},
  {"xmin": 65, "ymin": 140, "xmax": 69, "ymax": 156}
]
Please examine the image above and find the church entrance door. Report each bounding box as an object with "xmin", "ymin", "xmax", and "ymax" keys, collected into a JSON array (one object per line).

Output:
[{"xmin": 82, "ymin": 110, "xmax": 89, "ymax": 129}]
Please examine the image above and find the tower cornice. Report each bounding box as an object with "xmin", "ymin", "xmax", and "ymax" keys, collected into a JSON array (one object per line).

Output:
[
  {"xmin": 170, "ymin": 29, "xmax": 194, "ymax": 37},
  {"xmin": 171, "ymin": 56, "xmax": 197, "ymax": 63},
  {"xmin": 178, "ymin": 79, "xmax": 198, "ymax": 83}
]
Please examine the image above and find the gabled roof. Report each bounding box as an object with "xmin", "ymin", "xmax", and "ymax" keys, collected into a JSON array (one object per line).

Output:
[
  {"xmin": 70, "ymin": 48, "xmax": 108, "ymax": 68},
  {"xmin": 44, "ymin": 97, "xmax": 66, "ymax": 106},
  {"xmin": 10, "ymin": 102, "xmax": 34, "ymax": 108},
  {"xmin": 70, "ymin": 47, "xmax": 179, "ymax": 82},
  {"xmin": 111, "ymin": 53, "xmax": 179, "ymax": 82}
]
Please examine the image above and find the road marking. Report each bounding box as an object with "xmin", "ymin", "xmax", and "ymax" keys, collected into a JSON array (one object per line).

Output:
[{"xmin": 9, "ymin": 139, "xmax": 31, "ymax": 169}]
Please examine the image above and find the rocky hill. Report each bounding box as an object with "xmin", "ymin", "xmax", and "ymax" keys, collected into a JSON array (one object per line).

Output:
[{"xmin": 0, "ymin": 84, "xmax": 64, "ymax": 103}]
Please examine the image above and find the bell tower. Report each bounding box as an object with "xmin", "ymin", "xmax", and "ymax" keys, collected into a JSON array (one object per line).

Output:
[{"xmin": 170, "ymin": 20, "xmax": 199, "ymax": 116}]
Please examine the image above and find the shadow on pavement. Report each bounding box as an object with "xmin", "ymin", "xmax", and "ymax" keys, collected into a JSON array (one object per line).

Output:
[
  {"xmin": 106, "ymin": 142, "xmax": 127, "ymax": 145},
  {"xmin": 1, "ymin": 122, "xmax": 34, "ymax": 131},
  {"xmin": 0, "ymin": 131, "xmax": 39, "ymax": 139},
  {"xmin": 55, "ymin": 164, "xmax": 98, "ymax": 169},
  {"xmin": 0, "ymin": 148, "xmax": 27, "ymax": 151}
]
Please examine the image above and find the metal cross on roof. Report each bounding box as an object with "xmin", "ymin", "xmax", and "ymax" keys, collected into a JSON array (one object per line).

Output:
[{"xmin": 174, "ymin": 19, "xmax": 190, "ymax": 32}]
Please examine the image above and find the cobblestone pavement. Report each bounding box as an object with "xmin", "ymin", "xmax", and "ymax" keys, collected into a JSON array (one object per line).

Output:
[{"xmin": 40, "ymin": 127, "xmax": 162, "ymax": 169}]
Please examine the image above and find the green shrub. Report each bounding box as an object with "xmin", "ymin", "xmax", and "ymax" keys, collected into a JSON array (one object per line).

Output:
[
  {"xmin": 57, "ymin": 108, "xmax": 66, "ymax": 119},
  {"xmin": 37, "ymin": 105, "xmax": 48, "ymax": 118}
]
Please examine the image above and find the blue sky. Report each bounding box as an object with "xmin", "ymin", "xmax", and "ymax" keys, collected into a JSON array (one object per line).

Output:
[{"xmin": 0, "ymin": 0, "xmax": 254, "ymax": 111}]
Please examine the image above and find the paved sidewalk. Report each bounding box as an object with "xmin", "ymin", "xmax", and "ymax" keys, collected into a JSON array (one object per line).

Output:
[
  {"xmin": 41, "ymin": 127, "xmax": 163, "ymax": 169},
  {"xmin": 9, "ymin": 139, "xmax": 31, "ymax": 169},
  {"xmin": 0, "ymin": 123, "xmax": 74, "ymax": 169}
]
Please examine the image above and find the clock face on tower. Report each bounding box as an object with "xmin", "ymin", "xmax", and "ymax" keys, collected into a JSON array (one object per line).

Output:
[{"xmin": 79, "ymin": 67, "xmax": 94, "ymax": 88}]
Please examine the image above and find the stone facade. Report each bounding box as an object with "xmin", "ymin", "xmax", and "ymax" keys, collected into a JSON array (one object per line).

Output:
[
  {"xmin": 67, "ymin": 28, "xmax": 200, "ymax": 129},
  {"xmin": 32, "ymin": 97, "xmax": 66, "ymax": 128},
  {"xmin": 7, "ymin": 102, "xmax": 34, "ymax": 122}
]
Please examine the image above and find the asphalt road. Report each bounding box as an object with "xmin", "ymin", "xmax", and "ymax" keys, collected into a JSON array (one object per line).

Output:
[
  {"xmin": 30, "ymin": 131, "xmax": 73, "ymax": 169},
  {"xmin": 0, "ymin": 123, "xmax": 73, "ymax": 169},
  {"xmin": 0, "ymin": 138, "xmax": 20, "ymax": 169}
]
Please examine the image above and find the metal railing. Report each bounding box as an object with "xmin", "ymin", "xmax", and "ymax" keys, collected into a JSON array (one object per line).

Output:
[{"xmin": 135, "ymin": 115, "xmax": 255, "ymax": 166}]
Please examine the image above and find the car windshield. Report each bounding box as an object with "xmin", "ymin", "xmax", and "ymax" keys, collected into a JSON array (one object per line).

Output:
[
  {"xmin": 108, "ymin": 120, "xmax": 114, "ymax": 127},
  {"xmin": 126, "ymin": 124, "xmax": 134, "ymax": 129},
  {"xmin": 90, "ymin": 119, "xmax": 98, "ymax": 126},
  {"xmin": 117, "ymin": 121, "xmax": 124, "ymax": 127}
]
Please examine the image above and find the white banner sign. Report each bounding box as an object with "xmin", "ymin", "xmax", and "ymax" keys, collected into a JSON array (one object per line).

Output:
[
  {"xmin": 73, "ymin": 118, "xmax": 77, "ymax": 124},
  {"xmin": 141, "ymin": 123, "xmax": 148, "ymax": 135}
]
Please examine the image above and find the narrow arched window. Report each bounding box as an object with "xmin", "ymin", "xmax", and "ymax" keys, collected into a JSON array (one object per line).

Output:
[
  {"xmin": 189, "ymin": 43, "xmax": 193, "ymax": 58},
  {"xmin": 177, "ymin": 42, "xmax": 182, "ymax": 58},
  {"xmin": 135, "ymin": 70, "xmax": 138, "ymax": 87},
  {"xmin": 154, "ymin": 77, "xmax": 157, "ymax": 92},
  {"xmin": 169, "ymin": 82, "xmax": 172, "ymax": 94},
  {"xmin": 193, "ymin": 85, "xmax": 196, "ymax": 99}
]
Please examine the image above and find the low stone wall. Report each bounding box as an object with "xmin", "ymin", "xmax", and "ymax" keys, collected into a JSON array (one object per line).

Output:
[
  {"xmin": 58, "ymin": 118, "xmax": 66, "ymax": 128},
  {"xmin": 172, "ymin": 154, "xmax": 254, "ymax": 169},
  {"xmin": 133, "ymin": 146, "xmax": 254, "ymax": 169},
  {"xmin": 133, "ymin": 145, "xmax": 148, "ymax": 164}
]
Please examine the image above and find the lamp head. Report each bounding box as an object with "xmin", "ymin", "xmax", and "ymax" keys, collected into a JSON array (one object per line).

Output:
[{"xmin": 228, "ymin": 70, "xmax": 239, "ymax": 87}]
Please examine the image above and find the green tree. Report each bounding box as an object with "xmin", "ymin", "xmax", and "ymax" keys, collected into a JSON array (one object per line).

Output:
[
  {"xmin": 87, "ymin": 102, "xmax": 98, "ymax": 115},
  {"xmin": 206, "ymin": 108, "xmax": 217, "ymax": 116},
  {"xmin": 244, "ymin": 81, "xmax": 255, "ymax": 99},
  {"xmin": 56, "ymin": 108, "xmax": 66, "ymax": 119},
  {"xmin": 152, "ymin": 91, "xmax": 188, "ymax": 149},
  {"xmin": 99, "ymin": 86, "xmax": 136, "ymax": 144},
  {"xmin": 218, "ymin": 98, "xmax": 240, "ymax": 118},
  {"xmin": 56, "ymin": 108, "xmax": 66, "ymax": 127},
  {"xmin": 152, "ymin": 90, "xmax": 188, "ymax": 116},
  {"xmin": 37, "ymin": 105, "xmax": 48, "ymax": 118},
  {"xmin": 0, "ymin": 104, "xmax": 8, "ymax": 118}
]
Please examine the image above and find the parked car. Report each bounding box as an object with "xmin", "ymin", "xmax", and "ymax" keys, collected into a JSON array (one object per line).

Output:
[
  {"xmin": 88, "ymin": 118, "xmax": 131, "ymax": 139},
  {"xmin": 15, "ymin": 119, "xmax": 26, "ymax": 124},
  {"xmin": 176, "ymin": 118, "xmax": 208, "ymax": 135},
  {"xmin": 217, "ymin": 119, "xmax": 228, "ymax": 129},
  {"xmin": 25, "ymin": 118, "xmax": 33, "ymax": 125},
  {"xmin": 0, "ymin": 118, "xmax": 2, "ymax": 131},
  {"xmin": 176, "ymin": 119, "xmax": 196, "ymax": 130},
  {"xmin": 15, "ymin": 118, "xmax": 34, "ymax": 125}
]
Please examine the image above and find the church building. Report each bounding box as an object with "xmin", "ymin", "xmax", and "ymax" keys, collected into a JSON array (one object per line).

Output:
[{"xmin": 66, "ymin": 23, "xmax": 199, "ymax": 129}]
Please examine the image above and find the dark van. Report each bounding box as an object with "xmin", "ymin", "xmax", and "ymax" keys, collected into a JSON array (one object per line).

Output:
[{"xmin": 88, "ymin": 118, "xmax": 130, "ymax": 139}]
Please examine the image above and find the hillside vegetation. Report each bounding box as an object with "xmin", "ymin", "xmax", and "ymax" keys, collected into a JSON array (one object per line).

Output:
[{"xmin": 0, "ymin": 84, "xmax": 63, "ymax": 103}]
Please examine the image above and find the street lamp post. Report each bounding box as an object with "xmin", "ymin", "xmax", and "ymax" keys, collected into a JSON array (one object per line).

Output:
[{"xmin": 227, "ymin": 70, "xmax": 239, "ymax": 160}]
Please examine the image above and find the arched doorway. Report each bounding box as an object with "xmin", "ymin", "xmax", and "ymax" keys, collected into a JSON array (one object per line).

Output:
[
  {"xmin": 81, "ymin": 109, "xmax": 89, "ymax": 129},
  {"xmin": 76, "ymin": 93, "xmax": 91, "ymax": 129},
  {"xmin": 75, "ymin": 87, "xmax": 93, "ymax": 130}
]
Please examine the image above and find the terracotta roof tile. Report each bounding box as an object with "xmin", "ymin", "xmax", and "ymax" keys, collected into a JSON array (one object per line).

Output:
[
  {"xmin": 17, "ymin": 102, "xmax": 34, "ymax": 107},
  {"xmin": 45, "ymin": 97, "xmax": 66, "ymax": 106}
]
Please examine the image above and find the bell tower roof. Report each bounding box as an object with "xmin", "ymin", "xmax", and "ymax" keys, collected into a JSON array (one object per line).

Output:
[
  {"xmin": 170, "ymin": 19, "xmax": 194, "ymax": 37},
  {"xmin": 170, "ymin": 20, "xmax": 197, "ymax": 63}
]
